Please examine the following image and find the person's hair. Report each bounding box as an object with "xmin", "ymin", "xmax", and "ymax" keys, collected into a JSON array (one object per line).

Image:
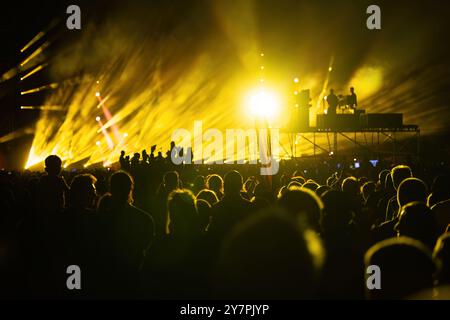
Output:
[
  {"xmin": 397, "ymin": 177, "xmax": 428, "ymax": 208},
  {"xmin": 364, "ymin": 236, "xmax": 435, "ymax": 299},
  {"xmin": 69, "ymin": 174, "xmax": 97, "ymax": 207},
  {"xmin": 277, "ymin": 186, "xmax": 324, "ymax": 232},
  {"xmin": 302, "ymin": 181, "xmax": 320, "ymax": 192},
  {"xmin": 391, "ymin": 165, "xmax": 412, "ymax": 190},
  {"xmin": 342, "ymin": 176, "xmax": 359, "ymax": 196},
  {"xmin": 167, "ymin": 189, "xmax": 199, "ymax": 235},
  {"xmin": 396, "ymin": 202, "xmax": 438, "ymax": 249},
  {"xmin": 110, "ymin": 171, "xmax": 134, "ymax": 203},
  {"xmin": 44, "ymin": 155, "xmax": 62, "ymax": 175},
  {"xmin": 196, "ymin": 189, "xmax": 219, "ymax": 206},
  {"xmin": 433, "ymin": 232, "xmax": 450, "ymax": 285},
  {"xmin": 223, "ymin": 170, "xmax": 243, "ymax": 195},
  {"xmin": 207, "ymin": 174, "xmax": 223, "ymax": 193},
  {"xmin": 215, "ymin": 208, "xmax": 324, "ymax": 299}
]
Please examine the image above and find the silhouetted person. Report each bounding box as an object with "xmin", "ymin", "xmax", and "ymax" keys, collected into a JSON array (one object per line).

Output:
[
  {"xmin": 427, "ymin": 174, "xmax": 450, "ymax": 207},
  {"xmin": 395, "ymin": 202, "xmax": 438, "ymax": 249},
  {"xmin": 326, "ymin": 89, "xmax": 339, "ymax": 116},
  {"xmin": 196, "ymin": 189, "xmax": 219, "ymax": 206},
  {"xmin": 144, "ymin": 189, "xmax": 207, "ymax": 299},
  {"xmin": 433, "ymin": 232, "xmax": 450, "ymax": 285},
  {"xmin": 154, "ymin": 171, "xmax": 181, "ymax": 235},
  {"xmin": 431, "ymin": 199, "xmax": 450, "ymax": 234},
  {"xmin": 119, "ymin": 151, "xmax": 127, "ymax": 169},
  {"xmin": 386, "ymin": 165, "xmax": 413, "ymax": 221},
  {"xmin": 365, "ymin": 237, "xmax": 435, "ymax": 299},
  {"xmin": 347, "ymin": 87, "xmax": 357, "ymax": 108},
  {"xmin": 37, "ymin": 155, "xmax": 69, "ymax": 214},
  {"xmin": 209, "ymin": 170, "xmax": 255, "ymax": 242},
  {"xmin": 206, "ymin": 174, "xmax": 224, "ymax": 200},
  {"xmin": 213, "ymin": 208, "xmax": 324, "ymax": 299},
  {"xmin": 277, "ymin": 186, "xmax": 323, "ymax": 233},
  {"xmin": 319, "ymin": 190, "xmax": 364, "ymax": 299},
  {"xmin": 101, "ymin": 171, "xmax": 155, "ymax": 298},
  {"xmin": 372, "ymin": 177, "xmax": 427, "ymax": 245}
]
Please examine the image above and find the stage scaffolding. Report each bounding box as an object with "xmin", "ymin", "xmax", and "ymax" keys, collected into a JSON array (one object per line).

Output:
[{"xmin": 282, "ymin": 125, "xmax": 420, "ymax": 160}]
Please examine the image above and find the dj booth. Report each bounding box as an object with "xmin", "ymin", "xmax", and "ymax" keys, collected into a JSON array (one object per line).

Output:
[{"xmin": 316, "ymin": 112, "xmax": 404, "ymax": 130}]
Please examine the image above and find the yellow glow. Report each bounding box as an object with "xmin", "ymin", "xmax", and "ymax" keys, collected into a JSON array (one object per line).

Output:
[
  {"xmin": 348, "ymin": 66, "xmax": 383, "ymax": 100},
  {"xmin": 246, "ymin": 88, "xmax": 281, "ymax": 119},
  {"xmin": 293, "ymin": 77, "xmax": 299, "ymax": 83},
  {"xmin": 20, "ymin": 41, "xmax": 49, "ymax": 67}
]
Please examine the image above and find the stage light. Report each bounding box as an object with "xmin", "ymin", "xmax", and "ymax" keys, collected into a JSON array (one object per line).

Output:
[
  {"xmin": 260, "ymin": 66, "xmax": 265, "ymax": 70},
  {"xmin": 95, "ymin": 92, "xmax": 101, "ymax": 97},
  {"xmin": 294, "ymin": 77, "xmax": 299, "ymax": 83},
  {"xmin": 123, "ymin": 133, "xmax": 128, "ymax": 138},
  {"xmin": 20, "ymin": 64, "xmax": 46, "ymax": 81},
  {"xmin": 20, "ymin": 31, "xmax": 45, "ymax": 53},
  {"xmin": 294, "ymin": 91, "xmax": 298, "ymax": 95},
  {"xmin": 328, "ymin": 67, "xmax": 333, "ymax": 72},
  {"xmin": 246, "ymin": 88, "xmax": 281, "ymax": 119},
  {"xmin": 260, "ymin": 53, "xmax": 264, "ymax": 57},
  {"xmin": 21, "ymin": 83, "xmax": 58, "ymax": 95},
  {"xmin": 96, "ymin": 116, "xmax": 101, "ymax": 122},
  {"xmin": 96, "ymin": 141, "xmax": 101, "ymax": 146},
  {"xmin": 329, "ymin": 151, "xmax": 334, "ymax": 156}
]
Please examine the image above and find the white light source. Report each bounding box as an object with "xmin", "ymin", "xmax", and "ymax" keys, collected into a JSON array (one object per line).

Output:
[
  {"xmin": 95, "ymin": 116, "xmax": 101, "ymax": 122},
  {"xmin": 247, "ymin": 88, "xmax": 280, "ymax": 119},
  {"xmin": 95, "ymin": 92, "xmax": 101, "ymax": 97},
  {"xmin": 293, "ymin": 77, "xmax": 299, "ymax": 83}
]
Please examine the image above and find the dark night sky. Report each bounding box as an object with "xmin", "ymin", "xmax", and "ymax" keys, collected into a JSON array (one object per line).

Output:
[{"xmin": 1, "ymin": 0, "xmax": 450, "ymax": 167}]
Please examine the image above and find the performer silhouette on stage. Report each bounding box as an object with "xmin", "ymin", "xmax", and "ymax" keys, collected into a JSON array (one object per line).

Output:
[
  {"xmin": 348, "ymin": 87, "xmax": 357, "ymax": 108},
  {"xmin": 326, "ymin": 89, "xmax": 339, "ymax": 116}
]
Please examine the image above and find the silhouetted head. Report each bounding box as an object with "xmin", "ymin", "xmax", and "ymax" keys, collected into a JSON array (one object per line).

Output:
[
  {"xmin": 215, "ymin": 208, "xmax": 324, "ymax": 299},
  {"xmin": 193, "ymin": 175, "xmax": 206, "ymax": 191},
  {"xmin": 391, "ymin": 165, "xmax": 412, "ymax": 190},
  {"xmin": 163, "ymin": 171, "xmax": 180, "ymax": 191},
  {"xmin": 278, "ymin": 186, "xmax": 323, "ymax": 232},
  {"xmin": 110, "ymin": 171, "xmax": 134, "ymax": 203},
  {"xmin": 433, "ymin": 232, "xmax": 450, "ymax": 285},
  {"xmin": 329, "ymin": 89, "xmax": 334, "ymax": 95},
  {"xmin": 167, "ymin": 189, "xmax": 199, "ymax": 236},
  {"xmin": 207, "ymin": 174, "xmax": 224, "ymax": 195},
  {"xmin": 223, "ymin": 170, "xmax": 243, "ymax": 196},
  {"xmin": 133, "ymin": 152, "xmax": 140, "ymax": 159},
  {"xmin": 365, "ymin": 237, "xmax": 435, "ymax": 299},
  {"xmin": 342, "ymin": 176, "xmax": 360, "ymax": 197},
  {"xmin": 69, "ymin": 174, "xmax": 97, "ymax": 208},
  {"xmin": 397, "ymin": 177, "xmax": 428, "ymax": 208},
  {"xmin": 350, "ymin": 87, "xmax": 355, "ymax": 93},
  {"xmin": 170, "ymin": 141, "xmax": 176, "ymax": 149},
  {"xmin": 362, "ymin": 181, "xmax": 376, "ymax": 202},
  {"xmin": 44, "ymin": 155, "xmax": 62, "ymax": 176},
  {"xmin": 120, "ymin": 150, "xmax": 125, "ymax": 156},
  {"xmin": 395, "ymin": 202, "xmax": 437, "ymax": 249},
  {"xmin": 196, "ymin": 189, "xmax": 219, "ymax": 206}
]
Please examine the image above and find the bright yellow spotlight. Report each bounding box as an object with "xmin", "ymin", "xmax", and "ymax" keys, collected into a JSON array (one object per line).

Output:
[
  {"xmin": 328, "ymin": 67, "xmax": 333, "ymax": 72},
  {"xmin": 247, "ymin": 89, "xmax": 280, "ymax": 119},
  {"xmin": 95, "ymin": 92, "xmax": 101, "ymax": 97},
  {"xmin": 293, "ymin": 77, "xmax": 299, "ymax": 83}
]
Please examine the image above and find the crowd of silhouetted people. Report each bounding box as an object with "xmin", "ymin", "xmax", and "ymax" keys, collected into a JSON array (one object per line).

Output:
[{"xmin": 1, "ymin": 149, "xmax": 450, "ymax": 300}]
